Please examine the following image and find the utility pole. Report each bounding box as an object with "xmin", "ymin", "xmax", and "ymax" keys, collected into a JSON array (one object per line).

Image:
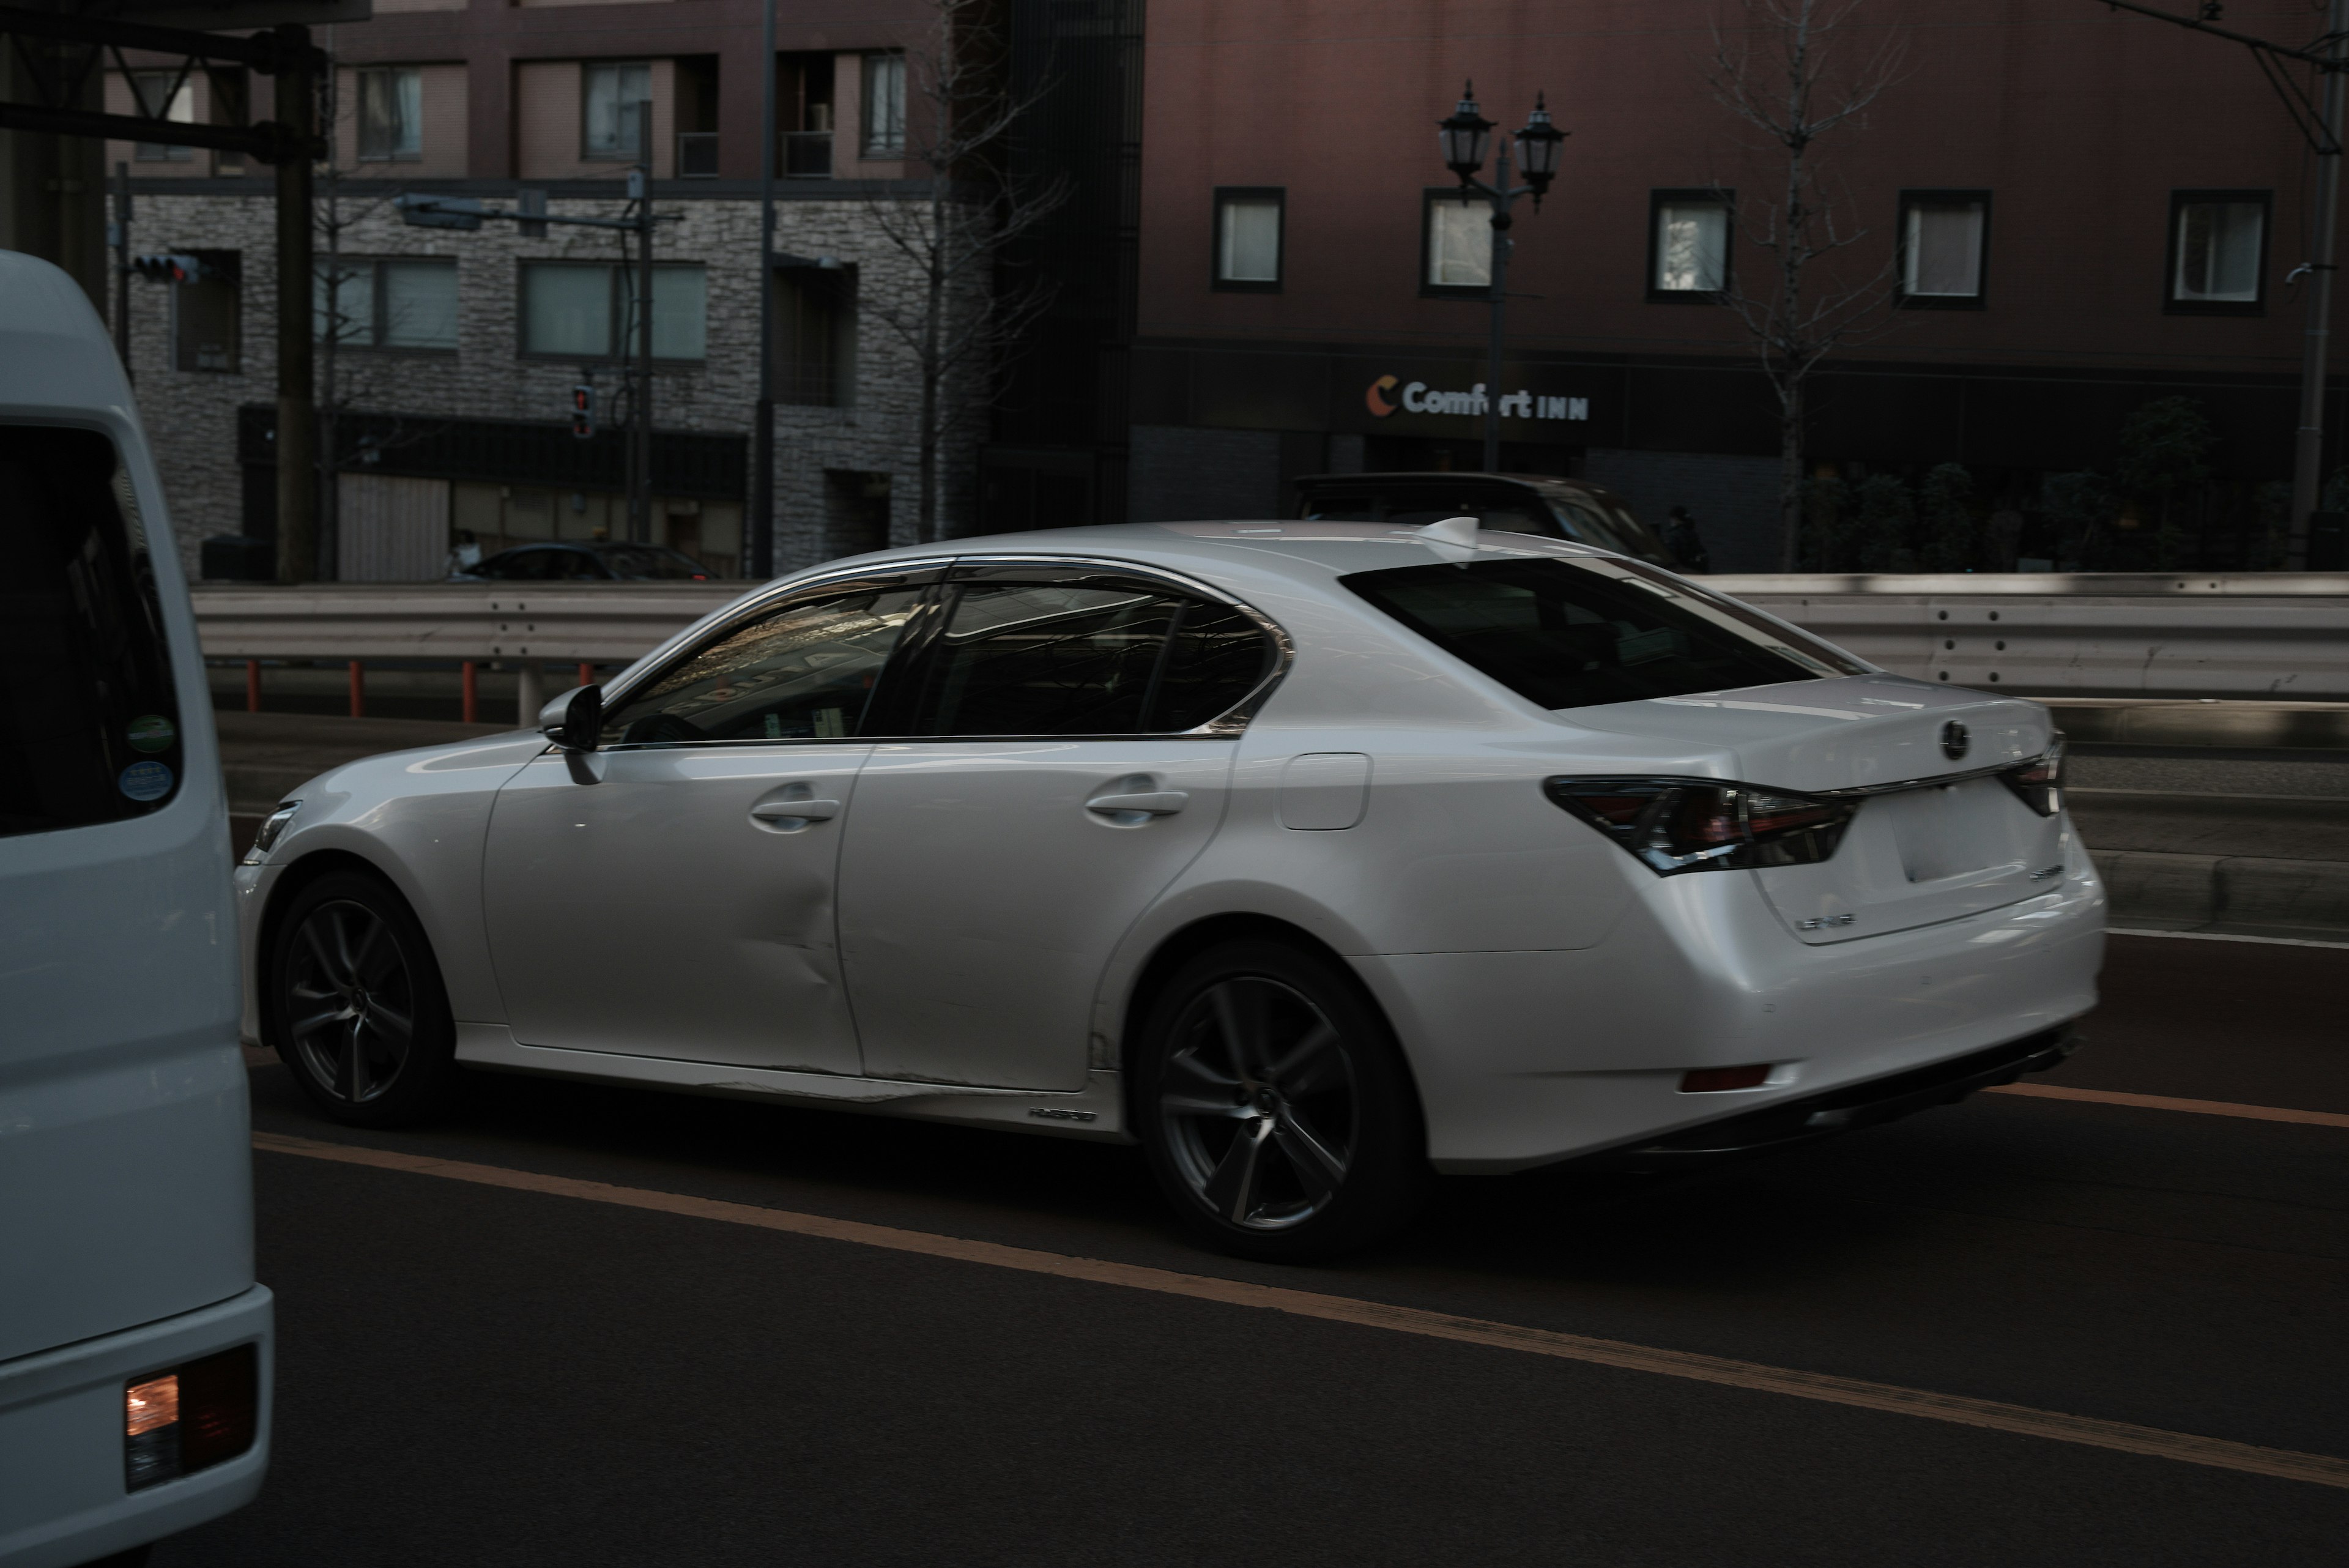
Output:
[
  {"xmin": 2292, "ymin": 0, "xmax": 2349, "ymax": 569},
  {"xmin": 274, "ymin": 23, "xmax": 317, "ymax": 584},
  {"xmin": 752, "ymin": 0, "xmax": 777, "ymax": 579},
  {"xmin": 2093, "ymin": 1, "xmax": 2349, "ymax": 568},
  {"xmin": 626, "ymin": 102, "xmax": 655, "ymax": 546},
  {"xmin": 110, "ymin": 161, "xmax": 130, "ymax": 381}
]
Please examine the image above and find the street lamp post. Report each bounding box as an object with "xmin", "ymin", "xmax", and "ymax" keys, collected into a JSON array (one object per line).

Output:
[{"xmin": 1438, "ymin": 83, "xmax": 1565, "ymax": 475}]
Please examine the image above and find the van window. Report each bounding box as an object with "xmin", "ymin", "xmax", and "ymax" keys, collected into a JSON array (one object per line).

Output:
[{"xmin": 0, "ymin": 425, "xmax": 184, "ymax": 837}]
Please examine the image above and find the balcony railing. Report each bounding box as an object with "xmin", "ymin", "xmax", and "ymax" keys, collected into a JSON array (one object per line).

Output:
[
  {"xmin": 784, "ymin": 130, "xmax": 833, "ymax": 178},
  {"xmin": 676, "ymin": 132, "xmax": 719, "ymax": 179}
]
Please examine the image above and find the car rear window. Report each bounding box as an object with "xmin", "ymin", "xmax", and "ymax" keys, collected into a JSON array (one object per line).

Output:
[
  {"xmin": 1340, "ymin": 556, "xmax": 1864, "ymax": 712},
  {"xmin": 0, "ymin": 425, "xmax": 184, "ymax": 838}
]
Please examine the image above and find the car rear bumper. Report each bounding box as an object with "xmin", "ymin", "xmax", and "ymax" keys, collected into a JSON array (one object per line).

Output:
[
  {"xmin": 1576, "ymin": 1021, "xmax": 2080, "ymax": 1171},
  {"xmin": 0, "ymin": 1285, "xmax": 272, "ymax": 1568}
]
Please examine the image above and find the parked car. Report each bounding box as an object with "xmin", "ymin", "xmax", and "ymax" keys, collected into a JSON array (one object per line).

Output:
[
  {"xmin": 452, "ymin": 541, "xmax": 714, "ymax": 582},
  {"xmin": 1294, "ymin": 471, "xmax": 1678, "ymax": 567},
  {"xmin": 0, "ymin": 252, "xmax": 271, "ymax": 1566},
  {"xmin": 238, "ymin": 519, "xmax": 2101, "ymax": 1261}
]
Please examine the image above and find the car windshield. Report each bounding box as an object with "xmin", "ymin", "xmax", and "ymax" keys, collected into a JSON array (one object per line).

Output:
[
  {"xmin": 595, "ymin": 545, "xmax": 709, "ymax": 580},
  {"xmin": 1340, "ymin": 556, "xmax": 1865, "ymax": 712}
]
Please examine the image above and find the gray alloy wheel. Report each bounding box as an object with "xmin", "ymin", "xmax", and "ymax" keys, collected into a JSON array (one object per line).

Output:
[
  {"xmin": 270, "ymin": 870, "xmax": 458, "ymax": 1127},
  {"xmin": 284, "ymin": 898, "xmax": 418, "ymax": 1106},
  {"xmin": 1158, "ymin": 976, "xmax": 1360, "ymax": 1232}
]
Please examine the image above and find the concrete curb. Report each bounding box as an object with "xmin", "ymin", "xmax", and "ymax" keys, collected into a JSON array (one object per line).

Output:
[{"xmin": 2092, "ymin": 849, "xmax": 2349, "ymax": 937}]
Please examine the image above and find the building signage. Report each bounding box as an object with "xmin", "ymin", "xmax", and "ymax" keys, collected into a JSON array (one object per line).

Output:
[{"xmin": 1365, "ymin": 373, "xmax": 1587, "ymax": 423}]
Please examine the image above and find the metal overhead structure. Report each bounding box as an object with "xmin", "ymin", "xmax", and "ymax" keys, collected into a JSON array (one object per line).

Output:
[
  {"xmin": 0, "ymin": 1, "xmax": 335, "ymax": 581},
  {"xmin": 2096, "ymin": 0, "xmax": 2349, "ymax": 571}
]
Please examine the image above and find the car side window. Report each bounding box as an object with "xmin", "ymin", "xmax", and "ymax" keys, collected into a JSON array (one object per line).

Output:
[
  {"xmin": 491, "ymin": 549, "xmax": 551, "ymax": 581},
  {"xmin": 600, "ymin": 585, "xmax": 927, "ymax": 747},
  {"xmin": 907, "ymin": 579, "xmax": 1271, "ymax": 737},
  {"xmin": 549, "ymin": 550, "xmax": 603, "ymax": 581}
]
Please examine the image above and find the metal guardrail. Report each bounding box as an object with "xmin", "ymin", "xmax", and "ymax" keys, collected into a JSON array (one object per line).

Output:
[{"xmin": 192, "ymin": 573, "xmax": 2349, "ymax": 702}]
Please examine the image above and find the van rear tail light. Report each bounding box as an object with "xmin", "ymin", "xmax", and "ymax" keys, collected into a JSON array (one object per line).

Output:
[
  {"xmin": 1543, "ymin": 777, "xmax": 1858, "ymax": 875},
  {"xmin": 125, "ymin": 1344, "xmax": 258, "ymax": 1490},
  {"xmin": 2000, "ymin": 737, "xmax": 2065, "ymax": 817}
]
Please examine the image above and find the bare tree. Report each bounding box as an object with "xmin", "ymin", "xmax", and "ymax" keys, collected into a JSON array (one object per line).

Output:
[
  {"xmin": 860, "ymin": 0, "xmax": 1069, "ymax": 543},
  {"xmin": 1704, "ymin": 0, "xmax": 1907, "ymax": 569}
]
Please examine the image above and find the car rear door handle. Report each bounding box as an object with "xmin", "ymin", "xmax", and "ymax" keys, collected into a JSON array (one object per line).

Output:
[
  {"xmin": 751, "ymin": 797, "xmax": 842, "ymax": 822},
  {"xmin": 1086, "ymin": 790, "xmax": 1189, "ymax": 817}
]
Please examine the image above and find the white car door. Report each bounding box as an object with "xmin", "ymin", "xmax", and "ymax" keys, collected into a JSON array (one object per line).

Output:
[
  {"xmin": 837, "ymin": 563, "xmax": 1278, "ymax": 1091},
  {"xmin": 483, "ymin": 573, "xmax": 932, "ymax": 1072}
]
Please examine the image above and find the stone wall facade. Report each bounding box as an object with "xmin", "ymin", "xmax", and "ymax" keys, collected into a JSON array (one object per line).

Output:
[{"xmin": 124, "ymin": 177, "xmax": 979, "ymax": 582}]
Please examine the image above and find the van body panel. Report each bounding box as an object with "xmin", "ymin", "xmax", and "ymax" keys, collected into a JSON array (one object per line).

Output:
[{"xmin": 0, "ymin": 249, "xmax": 268, "ymax": 1559}]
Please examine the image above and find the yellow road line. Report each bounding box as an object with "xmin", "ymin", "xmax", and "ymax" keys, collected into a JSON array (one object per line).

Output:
[
  {"xmin": 1984, "ymin": 1082, "xmax": 2349, "ymax": 1129},
  {"xmin": 252, "ymin": 1130, "xmax": 2349, "ymax": 1492}
]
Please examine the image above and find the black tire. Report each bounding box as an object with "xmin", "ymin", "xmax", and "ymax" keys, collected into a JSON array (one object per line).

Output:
[
  {"xmin": 1134, "ymin": 938, "xmax": 1430, "ymax": 1261},
  {"xmin": 267, "ymin": 869, "xmax": 459, "ymax": 1128}
]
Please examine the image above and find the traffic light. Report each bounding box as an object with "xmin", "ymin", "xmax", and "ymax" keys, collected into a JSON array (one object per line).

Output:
[
  {"xmin": 130, "ymin": 253, "xmax": 204, "ymax": 283},
  {"xmin": 570, "ymin": 384, "xmax": 595, "ymax": 440}
]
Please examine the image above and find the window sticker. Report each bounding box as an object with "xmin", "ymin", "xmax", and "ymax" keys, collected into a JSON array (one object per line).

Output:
[
  {"xmin": 127, "ymin": 715, "xmax": 177, "ymax": 753},
  {"xmin": 119, "ymin": 760, "xmax": 174, "ymax": 801}
]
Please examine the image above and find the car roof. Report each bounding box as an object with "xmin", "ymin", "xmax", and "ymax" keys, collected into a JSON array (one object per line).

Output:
[{"xmin": 803, "ymin": 521, "xmax": 1614, "ymax": 598}]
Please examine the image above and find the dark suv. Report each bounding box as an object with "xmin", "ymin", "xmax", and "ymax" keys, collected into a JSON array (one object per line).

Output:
[
  {"xmin": 1293, "ymin": 472, "xmax": 1675, "ymax": 567},
  {"xmin": 453, "ymin": 541, "xmax": 714, "ymax": 582}
]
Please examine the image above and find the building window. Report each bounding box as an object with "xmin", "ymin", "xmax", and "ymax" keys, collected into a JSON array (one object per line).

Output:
[
  {"xmin": 2168, "ymin": 190, "xmax": 2268, "ymax": 314},
  {"xmin": 582, "ymin": 62, "xmax": 653, "ymax": 162},
  {"xmin": 357, "ymin": 67, "xmax": 423, "ymax": 162},
  {"xmin": 1212, "ymin": 188, "xmax": 1283, "ymax": 291},
  {"xmin": 171, "ymin": 251, "xmax": 240, "ymax": 372},
  {"xmin": 1649, "ymin": 190, "xmax": 1731, "ymax": 299},
  {"xmin": 317, "ymin": 258, "xmax": 458, "ymax": 349},
  {"xmin": 1423, "ymin": 190, "xmax": 1490, "ymax": 295},
  {"xmin": 776, "ymin": 263, "xmax": 857, "ymax": 406},
  {"xmin": 521, "ymin": 261, "xmax": 707, "ymax": 361},
  {"xmin": 862, "ymin": 52, "xmax": 906, "ymax": 157},
  {"xmin": 1899, "ymin": 190, "xmax": 1988, "ymax": 308},
  {"xmin": 130, "ymin": 71, "xmax": 195, "ymax": 162}
]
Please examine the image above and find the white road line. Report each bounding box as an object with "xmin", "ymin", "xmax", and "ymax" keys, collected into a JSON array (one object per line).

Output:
[
  {"xmin": 1983, "ymin": 1082, "xmax": 2349, "ymax": 1129},
  {"xmin": 252, "ymin": 1130, "xmax": 2349, "ymax": 1492},
  {"xmin": 2109, "ymin": 927, "xmax": 2349, "ymax": 951}
]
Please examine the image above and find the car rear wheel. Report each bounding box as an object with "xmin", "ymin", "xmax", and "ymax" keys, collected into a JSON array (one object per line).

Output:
[
  {"xmin": 1136, "ymin": 939, "xmax": 1429, "ymax": 1261},
  {"xmin": 269, "ymin": 871, "xmax": 458, "ymax": 1128}
]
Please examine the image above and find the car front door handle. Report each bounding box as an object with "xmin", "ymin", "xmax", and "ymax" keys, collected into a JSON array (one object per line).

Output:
[
  {"xmin": 751, "ymin": 797, "xmax": 842, "ymax": 822},
  {"xmin": 1085, "ymin": 790, "xmax": 1189, "ymax": 817}
]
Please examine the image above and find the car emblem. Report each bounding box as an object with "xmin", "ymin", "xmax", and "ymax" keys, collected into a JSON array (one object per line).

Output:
[{"xmin": 1941, "ymin": 720, "xmax": 1970, "ymax": 761}]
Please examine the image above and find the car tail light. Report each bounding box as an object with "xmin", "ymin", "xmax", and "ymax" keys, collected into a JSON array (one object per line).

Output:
[
  {"xmin": 1543, "ymin": 777, "xmax": 1859, "ymax": 875},
  {"xmin": 125, "ymin": 1344, "xmax": 258, "ymax": 1490},
  {"xmin": 2000, "ymin": 736, "xmax": 2065, "ymax": 817}
]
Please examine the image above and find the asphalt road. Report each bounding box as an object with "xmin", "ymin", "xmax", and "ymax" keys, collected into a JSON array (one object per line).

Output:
[{"xmin": 155, "ymin": 933, "xmax": 2349, "ymax": 1566}]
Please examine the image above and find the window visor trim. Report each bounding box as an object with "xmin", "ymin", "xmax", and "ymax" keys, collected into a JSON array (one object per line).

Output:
[{"xmin": 588, "ymin": 552, "xmax": 1294, "ymax": 749}]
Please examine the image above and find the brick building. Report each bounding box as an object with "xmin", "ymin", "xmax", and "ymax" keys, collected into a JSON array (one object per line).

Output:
[
  {"xmin": 105, "ymin": 0, "xmax": 987, "ymax": 581},
  {"xmin": 1124, "ymin": 1, "xmax": 2348, "ymax": 570}
]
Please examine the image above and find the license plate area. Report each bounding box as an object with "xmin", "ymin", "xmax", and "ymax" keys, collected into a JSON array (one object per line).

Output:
[{"xmin": 1753, "ymin": 776, "xmax": 2061, "ymax": 943}]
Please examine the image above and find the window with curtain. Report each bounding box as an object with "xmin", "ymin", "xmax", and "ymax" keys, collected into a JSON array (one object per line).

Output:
[
  {"xmin": 521, "ymin": 262, "xmax": 708, "ymax": 360},
  {"xmin": 1425, "ymin": 193, "xmax": 1490, "ymax": 291},
  {"xmin": 2170, "ymin": 193, "xmax": 2266, "ymax": 310},
  {"xmin": 1901, "ymin": 195, "xmax": 1987, "ymax": 303},
  {"xmin": 583, "ymin": 62, "xmax": 653, "ymax": 161},
  {"xmin": 1651, "ymin": 195, "xmax": 1729, "ymax": 295},
  {"xmin": 357, "ymin": 67, "xmax": 423, "ymax": 162},
  {"xmin": 862, "ymin": 53, "xmax": 906, "ymax": 157},
  {"xmin": 1214, "ymin": 190, "xmax": 1283, "ymax": 289},
  {"xmin": 130, "ymin": 71, "xmax": 195, "ymax": 162}
]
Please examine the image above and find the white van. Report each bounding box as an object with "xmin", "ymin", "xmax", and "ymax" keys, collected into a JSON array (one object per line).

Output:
[{"xmin": 0, "ymin": 253, "xmax": 272, "ymax": 1564}]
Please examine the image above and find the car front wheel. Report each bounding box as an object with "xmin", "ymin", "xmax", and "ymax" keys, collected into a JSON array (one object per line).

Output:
[
  {"xmin": 268, "ymin": 870, "xmax": 459, "ymax": 1127},
  {"xmin": 1136, "ymin": 938, "xmax": 1429, "ymax": 1261}
]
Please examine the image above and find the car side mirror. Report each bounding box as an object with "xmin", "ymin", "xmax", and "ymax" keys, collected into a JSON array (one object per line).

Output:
[{"xmin": 538, "ymin": 684, "xmax": 603, "ymax": 752}]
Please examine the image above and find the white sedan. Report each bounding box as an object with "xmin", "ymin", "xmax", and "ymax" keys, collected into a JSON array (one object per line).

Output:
[{"xmin": 235, "ymin": 521, "xmax": 2102, "ymax": 1259}]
